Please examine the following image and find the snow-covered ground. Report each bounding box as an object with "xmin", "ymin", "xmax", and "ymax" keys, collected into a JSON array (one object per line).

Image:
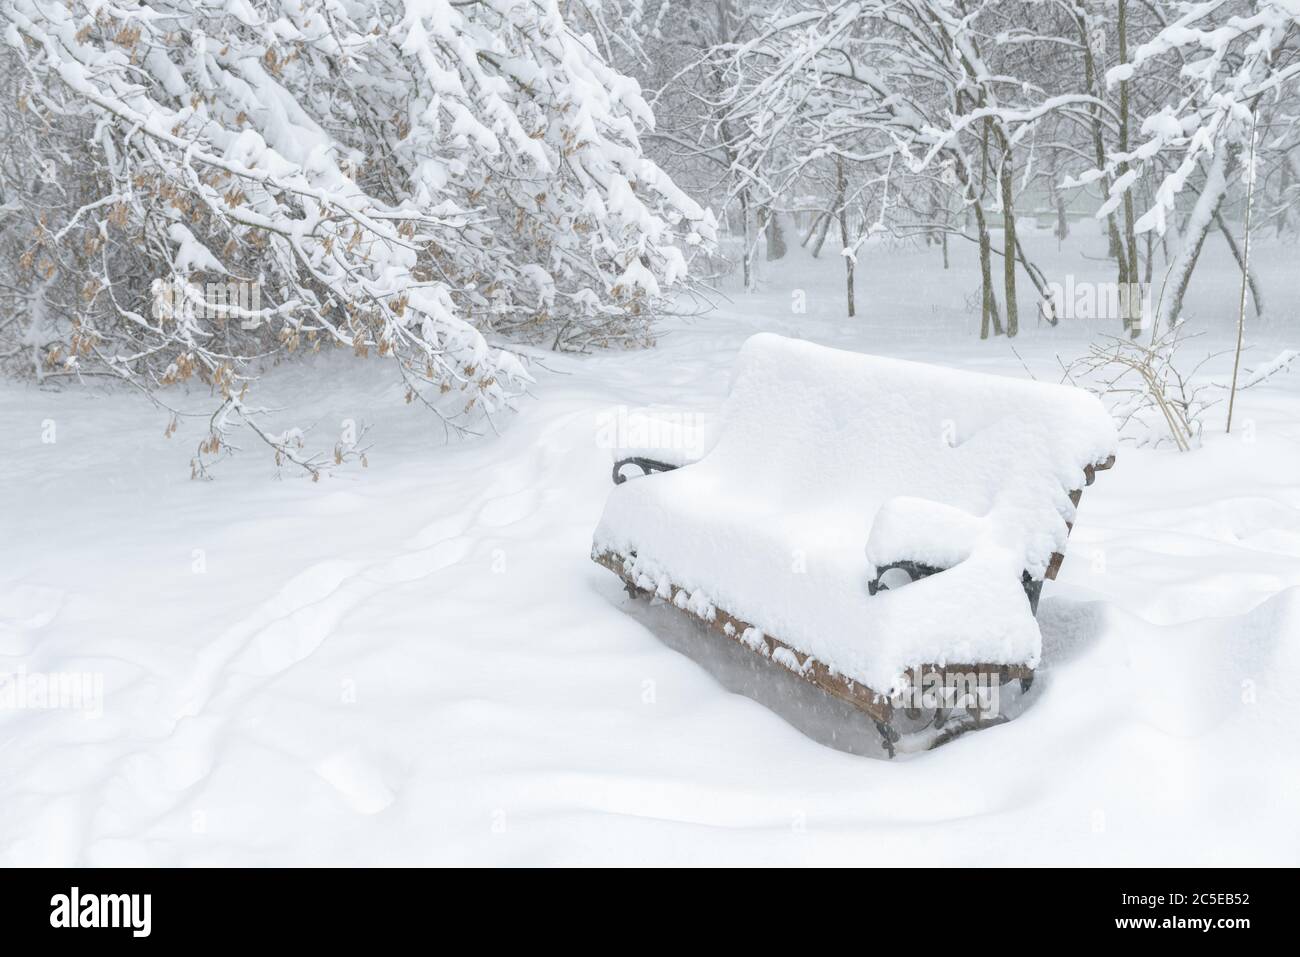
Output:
[{"xmin": 3, "ymin": 226, "xmax": 1298, "ymax": 865}]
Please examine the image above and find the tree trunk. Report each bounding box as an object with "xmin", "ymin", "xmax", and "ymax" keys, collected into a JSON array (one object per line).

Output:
[
  {"xmin": 1215, "ymin": 209, "xmax": 1264, "ymax": 316},
  {"xmin": 955, "ymin": 148, "xmax": 1002, "ymax": 339},
  {"xmin": 1076, "ymin": 10, "xmax": 1129, "ymax": 276},
  {"xmin": 975, "ymin": 201, "xmax": 1002, "ymax": 338},
  {"xmin": 836, "ymin": 156, "xmax": 855, "ymax": 318},
  {"xmin": 979, "ymin": 122, "xmax": 1001, "ymax": 338},
  {"xmin": 1144, "ymin": 225, "xmax": 1154, "ymax": 285},
  {"xmin": 1014, "ymin": 234, "xmax": 1059, "ymax": 325},
  {"xmin": 999, "ymin": 135, "xmax": 1019, "ymax": 337},
  {"xmin": 926, "ymin": 189, "xmax": 944, "ymax": 247},
  {"xmin": 1048, "ymin": 148, "xmax": 1069, "ymax": 242},
  {"xmin": 810, "ymin": 212, "xmax": 832, "ymax": 257},
  {"xmin": 802, "ymin": 211, "xmax": 825, "ymax": 249},
  {"xmin": 1167, "ymin": 148, "xmax": 1236, "ymax": 325},
  {"xmin": 765, "ymin": 209, "xmax": 787, "ymax": 260},
  {"xmin": 738, "ymin": 189, "xmax": 753, "ymax": 291},
  {"xmin": 1117, "ymin": 0, "xmax": 1140, "ymax": 336},
  {"xmin": 1277, "ymin": 155, "xmax": 1294, "ymax": 238}
]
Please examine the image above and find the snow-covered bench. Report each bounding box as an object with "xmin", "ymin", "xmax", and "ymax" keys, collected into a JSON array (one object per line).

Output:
[{"xmin": 592, "ymin": 333, "xmax": 1116, "ymax": 755}]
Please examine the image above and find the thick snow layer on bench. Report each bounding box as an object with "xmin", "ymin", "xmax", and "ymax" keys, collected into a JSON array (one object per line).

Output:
[{"xmin": 593, "ymin": 333, "xmax": 1116, "ymax": 693}]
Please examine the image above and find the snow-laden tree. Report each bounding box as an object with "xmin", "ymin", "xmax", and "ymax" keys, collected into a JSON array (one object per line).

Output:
[
  {"xmin": 0, "ymin": 0, "xmax": 713, "ymax": 474},
  {"xmin": 1077, "ymin": 0, "xmax": 1300, "ymax": 325},
  {"xmin": 566, "ymin": 1, "xmax": 762, "ymax": 288},
  {"xmin": 718, "ymin": 0, "xmax": 1098, "ymax": 333}
]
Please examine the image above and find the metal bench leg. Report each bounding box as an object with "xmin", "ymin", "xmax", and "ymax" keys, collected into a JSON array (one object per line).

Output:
[{"xmin": 874, "ymin": 720, "xmax": 899, "ymax": 759}]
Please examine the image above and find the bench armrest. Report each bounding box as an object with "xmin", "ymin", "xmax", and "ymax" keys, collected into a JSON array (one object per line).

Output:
[
  {"xmin": 867, "ymin": 560, "xmax": 1045, "ymax": 614},
  {"xmin": 601, "ymin": 407, "xmax": 719, "ymax": 484},
  {"xmin": 612, "ymin": 456, "xmax": 681, "ymax": 485}
]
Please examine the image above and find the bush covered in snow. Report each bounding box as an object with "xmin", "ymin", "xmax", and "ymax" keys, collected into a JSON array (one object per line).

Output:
[{"xmin": 0, "ymin": 0, "xmax": 714, "ymax": 473}]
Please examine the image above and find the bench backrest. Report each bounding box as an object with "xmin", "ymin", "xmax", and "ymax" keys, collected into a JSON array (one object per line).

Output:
[{"xmin": 695, "ymin": 334, "xmax": 1117, "ymax": 575}]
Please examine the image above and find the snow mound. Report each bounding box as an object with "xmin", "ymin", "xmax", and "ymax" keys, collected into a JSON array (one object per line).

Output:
[{"xmin": 594, "ymin": 333, "xmax": 1117, "ymax": 693}]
